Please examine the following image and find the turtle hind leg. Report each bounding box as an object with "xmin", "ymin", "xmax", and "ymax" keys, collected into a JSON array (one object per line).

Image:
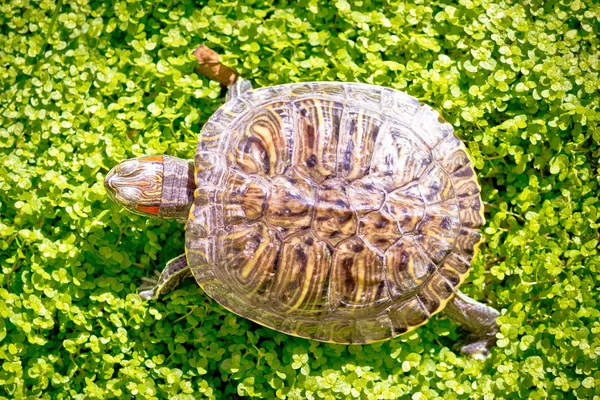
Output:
[
  {"xmin": 139, "ymin": 254, "xmax": 192, "ymax": 300},
  {"xmin": 226, "ymin": 78, "xmax": 253, "ymax": 102},
  {"xmin": 442, "ymin": 291, "xmax": 500, "ymax": 360}
]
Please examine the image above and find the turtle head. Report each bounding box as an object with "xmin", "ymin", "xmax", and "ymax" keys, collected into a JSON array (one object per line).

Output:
[{"xmin": 105, "ymin": 155, "xmax": 195, "ymax": 219}]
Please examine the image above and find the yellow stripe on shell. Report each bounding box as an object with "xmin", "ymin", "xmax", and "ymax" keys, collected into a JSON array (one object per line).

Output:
[
  {"xmin": 329, "ymin": 238, "xmax": 389, "ymax": 310},
  {"xmin": 270, "ymin": 234, "xmax": 331, "ymax": 312},
  {"xmin": 293, "ymin": 99, "xmax": 342, "ymax": 183},
  {"xmin": 370, "ymin": 130, "xmax": 432, "ymax": 191},
  {"xmin": 337, "ymin": 111, "xmax": 381, "ymax": 181},
  {"xmin": 231, "ymin": 105, "xmax": 289, "ymax": 176},
  {"xmin": 216, "ymin": 223, "xmax": 280, "ymax": 293}
]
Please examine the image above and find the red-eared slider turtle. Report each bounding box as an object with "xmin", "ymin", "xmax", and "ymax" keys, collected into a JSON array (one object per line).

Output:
[{"xmin": 105, "ymin": 78, "xmax": 499, "ymax": 358}]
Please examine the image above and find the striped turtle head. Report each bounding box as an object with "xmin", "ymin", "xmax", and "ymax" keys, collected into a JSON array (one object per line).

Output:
[
  {"xmin": 105, "ymin": 155, "xmax": 195, "ymax": 219},
  {"xmin": 105, "ymin": 156, "xmax": 165, "ymax": 217}
]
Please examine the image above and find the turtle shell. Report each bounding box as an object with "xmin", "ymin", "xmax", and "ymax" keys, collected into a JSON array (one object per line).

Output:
[{"xmin": 185, "ymin": 82, "xmax": 485, "ymax": 343}]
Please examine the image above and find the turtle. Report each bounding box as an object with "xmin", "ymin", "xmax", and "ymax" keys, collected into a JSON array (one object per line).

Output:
[{"xmin": 104, "ymin": 78, "xmax": 499, "ymax": 358}]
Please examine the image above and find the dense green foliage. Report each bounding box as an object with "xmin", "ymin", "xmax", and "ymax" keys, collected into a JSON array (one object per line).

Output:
[{"xmin": 1, "ymin": 0, "xmax": 599, "ymax": 398}]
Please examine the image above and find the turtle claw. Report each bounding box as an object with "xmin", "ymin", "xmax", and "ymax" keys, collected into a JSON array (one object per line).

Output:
[
  {"xmin": 139, "ymin": 288, "xmax": 156, "ymax": 300},
  {"xmin": 456, "ymin": 334, "xmax": 496, "ymax": 360},
  {"xmin": 138, "ymin": 274, "xmax": 160, "ymax": 300}
]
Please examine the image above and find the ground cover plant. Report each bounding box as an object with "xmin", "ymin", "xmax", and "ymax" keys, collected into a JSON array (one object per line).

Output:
[{"xmin": 1, "ymin": 0, "xmax": 599, "ymax": 398}]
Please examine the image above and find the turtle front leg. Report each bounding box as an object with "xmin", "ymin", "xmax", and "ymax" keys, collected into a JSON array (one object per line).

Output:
[
  {"xmin": 443, "ymin": 291, "xmax": 500, "ymax": 360},
  {"xmin": 139, "ymin": 254, "xmax": 192, "ymax": 300}
]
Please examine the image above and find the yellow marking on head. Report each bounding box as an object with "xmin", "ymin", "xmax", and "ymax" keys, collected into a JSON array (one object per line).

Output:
[{"xmin": 104, "ymin": 157, "xmax": 164, "ymax": 216}]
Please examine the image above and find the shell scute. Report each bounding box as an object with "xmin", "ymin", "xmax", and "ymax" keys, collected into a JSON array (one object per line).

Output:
[
  {"xmin": 432, "ymin": 135, "xmax": 471, "ymax": 174},
  {"xmin": 216, "ymin": 222, "xmax": 280, "ymax": 294},
  {"xmin": 411, "ymin": 104, "xmax": 453, "ymax": 149},
  {"xmin": 221, "ymin": 96, "xmax": 250, "ymax": 116},
  {"xmin": 187, "ymin": 237, "xmax": 215, "ymax": 283},
  {"xmin": 346, "ymin": 178, "xmax": 386, "ymax": 216},
  {"xmin": 385, "ymin": 237, "xmax": 436, "ymax": 298},
  {"xmin": 386, "ymin": 184, "xmax": 426, "ymax": 233},
  {"xmin": 329, "ymin": 237, "xmax": 389, "ymax": 310},
  {"xmin": 315, "ymin": 320, "xmax": 356, "ymax": 343},
  {"xmin": 292, "ymin": 100, "xmax": 343, "ymax": 183},
  {"xmin": 417, "ymin": 272, "xmax": 455, "ymax": 315},
  {"xmin": 355, "ymin": 315, "xmax": 393, "ymax": 343},
  {"xmin": 243, "ymin": 85, "xmax": 289, "ymax": 104},
  {"xmin": 210, "ymin": 100, "xmax": 242, "ymax": 128},
  {"xmin": 457, "ymin": 194, "xmax": 485, "ymax": 228},
  {"xmin": 337, "ymin": 111, "xmax": 382, "ymax": 181},
  {"xmin": 381, "ymin": 87, "xmax": 420, "ymax": 120},
  {"xmin": 264, "ymin": 170, "xmax": 315, "ymax": 233},
  {"xmin": 194, "ymin": 151, "xmax": 226, "ymax": 187},
  {"xmin": 419, "ymin": 164, "xmax": 455, "ymax": 204},
  {"xmin": 455, "ymin": 228, "xmax": 482, "ymax": 259},
  {"xmin": 313, "ymin": 181, "xmax": 358, "ymax": 246},
  {"xmin": 415, "ymin": 215, "xmax": 458, "ymax": 264},
  {"xmin": 221, "ymin": 171, "xmax": 267, "ymax": 225},
  {"xmin": 388, "ymin": 298, "xmax": 430, "ymax": 334},
  {"xmin": 347, "ymin": 84, "xmax": 382, "ymax": 105},
  {"xmin": 452, "ymin": 165, "xmax": 482, "ymax": 198},
  {"xmin": 270, "ymin": 233, "xmax": 332, "ymax": 312},
  {"xmin": 414, "ymin": 199, "xmax": 461, "ymax": 264},
  {"xmin": 198, "ymin": 121, "xmax": 226, "ymax": 152},
  {"xmin": 358, "ymin": 209, "xmax": 401, "ymax": 253},
  {"xmin": 438, "ymin": 252, "xmax": 471, "ymax": 287},
  {"xmin": 289, "ymin": 83, "xmax": 319, "ymax": 96},
  {"xmin": 370, "ymin": 127, "xmax": 432, "ymax": 191},
  {"xmin": 291, "ymin": 82, "xmax": 346, "ymax": 98},
  {"xmin": 187, "ymin": 204, "xmax": 218, "ymax": 239},
  {"xmin": 230, "ymin": 104, "xmax": 292, "ymax": 176}
]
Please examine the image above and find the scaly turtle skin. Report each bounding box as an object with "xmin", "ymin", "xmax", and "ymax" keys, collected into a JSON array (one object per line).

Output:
[{"xmin": 105, "ymin": 79, "xmax": 499, "ymax": 358}]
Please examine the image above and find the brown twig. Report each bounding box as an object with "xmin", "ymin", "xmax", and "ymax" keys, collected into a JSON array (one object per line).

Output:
[{"xmin": 193, "ymin": 44, "xmax": 239, "ymax": 87}]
